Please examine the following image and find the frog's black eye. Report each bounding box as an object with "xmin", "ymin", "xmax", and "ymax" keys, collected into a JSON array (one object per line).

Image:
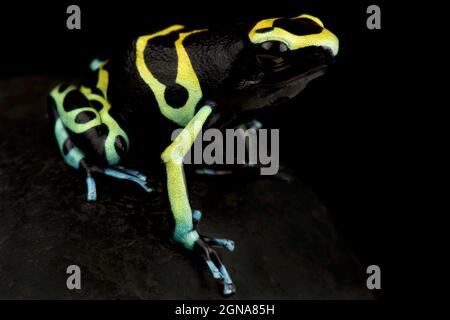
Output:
[
  {"xmin": 259, "ymin": 41, "xmax": 290, "ymax": 54},
  {"xmin": 256, "ymin": 41, "xmax": 290, "ymax": 71}
]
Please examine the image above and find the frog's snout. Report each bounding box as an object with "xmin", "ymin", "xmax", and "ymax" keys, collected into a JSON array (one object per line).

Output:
[
  {"xmin": 307, "ymin": 28, "xmax": 339, "ymax": 59},
  {"xmin": 322, "ymin": 30, "xmax": 339, "ymax": 57}
]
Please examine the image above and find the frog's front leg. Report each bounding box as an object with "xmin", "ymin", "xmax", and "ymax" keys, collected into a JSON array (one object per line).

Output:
[{"xmin": 161, "ymin": 102, "xmax": 236, "ymax": 296}]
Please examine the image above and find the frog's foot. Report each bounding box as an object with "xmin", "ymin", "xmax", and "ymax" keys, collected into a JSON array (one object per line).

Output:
[
  {"xmin": 184, "ymin": 211, "xmax": 235, "ymax": 296},
  {"xmin": 81, "ymin": 162, "xmax": 152, "ymax": 201},
  {"xmin": 192, "ymin": 210, "xmax": 235, "ymax": 251},
  {"xmin": 193, "ymin": 234, "xmax": 236, "ymax": 296},
  {"xmin": 102, "ymin": 167, "xmax": 153, "ymax": 192},
  {"xmin": 85, "ymin": 174, "xmax": 98, "ymax": 202},
  {"xmin": 111, "ymin": 165, "xmax": 148, "ymax": 182}
]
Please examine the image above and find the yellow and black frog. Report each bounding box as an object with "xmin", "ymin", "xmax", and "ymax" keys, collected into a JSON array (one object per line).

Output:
[{"xmin": 47, "ymin": 14, "xmax": 338, "ymax": 296}]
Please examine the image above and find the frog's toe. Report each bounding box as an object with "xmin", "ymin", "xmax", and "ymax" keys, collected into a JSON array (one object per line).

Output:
[
  {"xmin": 205, "ymin": 259, "xmax": 223, "ymax": 280},
  {"xmin": 138, "ymin": 181, "xmax": 153, "ymax": 193},
  {"xmin": 223, "ymin": 282, "xmax": 237, "ymax": 296},
  {"xmin": 113, "ymin": 165, "xmax": 147, "ymax": 182},
  {"xmin": 103, "ymin": 168, "xmax": 153, "ymax": 193},
  {"xmin": 203, "ymin": 236, "xmax": 235, "ymax": 252},
  {"xmin": 194, "ymin": 237, "xmax": 236, "ymax": 296},
  {"xmin": 85, "ymin": 176, "xmax": 97, "ymax": 201},
  {"xmin": 192, "ymin": 210, "xmax": 202, "ymax": 227}
]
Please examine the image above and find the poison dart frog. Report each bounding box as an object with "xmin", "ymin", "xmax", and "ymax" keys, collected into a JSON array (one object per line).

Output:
[{"xmin": 47, "ymin": 14, "xmax": 339, "ymax": 296}]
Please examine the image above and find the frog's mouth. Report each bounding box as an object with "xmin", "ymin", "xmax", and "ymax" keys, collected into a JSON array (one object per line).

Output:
[{"xmin": 258, "ymin": 64, "xmax": 328, "ymax": 88}]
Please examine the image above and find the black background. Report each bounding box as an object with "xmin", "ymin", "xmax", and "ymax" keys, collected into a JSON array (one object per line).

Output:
[{"xmin": 0, "ymin": 0, "xmax": 400, "ymax": 300}]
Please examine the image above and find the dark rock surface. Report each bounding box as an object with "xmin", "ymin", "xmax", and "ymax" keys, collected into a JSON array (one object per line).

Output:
[{"xmin": 0, "ymin": 75, "xmax": 372, "ymax": 299}]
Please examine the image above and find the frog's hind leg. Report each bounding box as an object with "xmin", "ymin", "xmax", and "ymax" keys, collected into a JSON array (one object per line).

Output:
[
  {"xmin": 81, "ymin": 161, "xmax": 99, "ymax": 201},
  {"xmin": 48, "ymin": 99, "xmax": 152, "ymax": 201},
  {"xmin": 52, "ymin": 112, "xmax": 99, "ymax": 201}
]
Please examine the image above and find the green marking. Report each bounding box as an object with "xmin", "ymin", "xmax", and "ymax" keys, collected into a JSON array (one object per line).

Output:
[{"xmin": 161, "ymin": 105, "xmax": 212, "ymax": 249}]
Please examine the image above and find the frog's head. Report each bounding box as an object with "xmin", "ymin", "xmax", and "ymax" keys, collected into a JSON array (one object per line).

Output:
[{"xmin": 227, "ymin": 14, "xmax": 339, "ymax": 112}]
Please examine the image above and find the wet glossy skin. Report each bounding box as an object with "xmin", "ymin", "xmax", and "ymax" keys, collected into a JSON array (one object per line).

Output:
[{"xmin": 47, "ymin": 14, "xmax": 338, "ymax": 296}]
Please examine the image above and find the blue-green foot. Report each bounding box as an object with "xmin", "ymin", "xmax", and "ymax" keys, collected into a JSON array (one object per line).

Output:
[
  {"xmin": 194, "ymin": 236, "xmax": 236, "ymax": 296},
  {"xmin": 189, "ymin": 210, "xmax": 236, "ymax": 296},
  {"xmin": 103, "ymin": 168, "xmax": 153, "ymax": 192},
  {"xmin": 205, "ymin": 237, "xmax": 235, "ymax": 252},
  {"xmin": 81, "ymin": 163, "xmax": 152, "ymax": 201},
  {"xmin": 86, "ymin": 176, "xmax": 97, "ymax": 201},
  {"xmin": 113, "ymin": 165, "xmax": 148, "ymax": 182},
  {"xmin": 192, "ymin": 211, "xmax": 235, "ymax": 252}
]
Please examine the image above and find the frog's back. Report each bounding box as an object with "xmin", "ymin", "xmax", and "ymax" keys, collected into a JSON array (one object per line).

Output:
[{"xmin": 105, "ymin": 24, "xmax": 245, "ymax": 127}]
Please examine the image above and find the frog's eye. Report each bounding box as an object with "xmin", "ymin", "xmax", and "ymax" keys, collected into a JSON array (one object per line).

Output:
[
  {"xmin": 259, "ymin": 41, "xmax": 290, "ymax": 53},
  {"xmin": 279, "ymin": 43, "xmax": 289, "ymax": 53},
  {"xmin": 256, "ymin": 41, "xmax": 290, "ymax": 71},
  {"xmin": 261, "ymin": 41, "xmax": 273, "ymax": 50}
]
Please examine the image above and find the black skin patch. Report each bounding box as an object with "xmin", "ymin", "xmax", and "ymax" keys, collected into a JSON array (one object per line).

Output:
[
  {"xmin": 65, "ymin": 123, "xmax": 109, "ymax": 165},
  {"xmin": 75, "ymin": 111, "xmax": 97, "ymax": 124},
  {"xmin": 94, "ymin": 123, "xmax": 109, "ymax": 138},
  {"xmin": 144, "ymin": 32, "xmax": 179, "ymax": 85},
  {"xmin": 63, "ymin": 90, "xmax": 90, "ymax": 112},
  {"xmin": 114, "ymin": 135, "xmax": 128, "ymax": 159},
  {"xmin": 58, "ymin": 83, "xmax": 70, "ymax": 93},
  {"xmin": 183, "ymin": 28, "xmax": 245, "ymax": 93},
  {"xmin": 90, "ymin": 100, "xmax": 104, "ymax": 112},
  {"xmin": 255, "ymin": 27, "xmax": 275, "ymax": 34},
  {"xmin": 90, "ymin": 87, "xmax": 105, "ymax": 98},
  {"xmin": 62, "ymin": 138, "xmax": 75, "ymax": 156},
  {"xmin": 273, "ymin": 17, "xmax": 323, "ymax": 36},
  {"xmin": 164, "ymin": 84, "xmax": 189, "ymax": 108}
]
